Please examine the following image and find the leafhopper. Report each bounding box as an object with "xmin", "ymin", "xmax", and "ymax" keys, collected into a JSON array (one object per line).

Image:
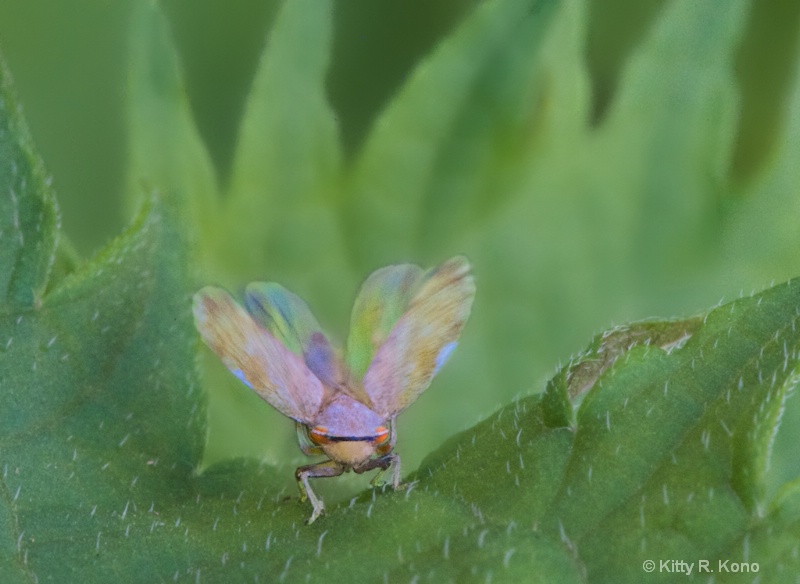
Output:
[{"xmin": 193, "ymin": 256, "xmax": 475, "ymax": 523}]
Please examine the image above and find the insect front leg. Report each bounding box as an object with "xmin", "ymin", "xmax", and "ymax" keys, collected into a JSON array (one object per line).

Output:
[
  {"xmin": 363, "ymin": 420, "xmax": 402, "ymax": 490},
  {"xmin": 295, "ymin": 460, "xmax": 344, "ymax": 524},
  {"xmin": 356, "ymin": 453, "xmax": 402, "ymax": 490}
]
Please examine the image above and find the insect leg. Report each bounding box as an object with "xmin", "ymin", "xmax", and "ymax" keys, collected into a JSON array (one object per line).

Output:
[
  {"xmin": 295, "ymin": 460, "xmax": 344, "ymax": 524},
  {"xmin": 356, "ymin": 453, "xmax": 401, "ymax": 490},
  {"xmin": 369, "ymin": 420, "xmax": 401, "ymax": 489}
]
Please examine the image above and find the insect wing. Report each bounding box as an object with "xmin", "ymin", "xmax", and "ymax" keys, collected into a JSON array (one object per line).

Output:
[
  {"xmin": 194, "ymin": 286, "xmax": 324, "ymax": 424},
  {"xmin": 244, "ymin": 283, "xmax": 319, "ymax": 354},
  {"xmin": 361, "ymin": 256, "xmax": 475, "ymax": 418},
  {"xmin": 245, "ymin": 282, "xmax": 342, "ymax": 388},
  {"xmin": 346, "ymin": 264, "xmax": 424, "ymax": 382}
]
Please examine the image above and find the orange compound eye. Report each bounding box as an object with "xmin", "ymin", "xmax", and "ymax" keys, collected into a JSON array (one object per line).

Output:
[
  {"xmin": 309, "ymin": 426, "xmax": 332, "ymax": 446},
  {"xmin": 374, "ymin": 426, "xmax": 390, "ymax": 445}
]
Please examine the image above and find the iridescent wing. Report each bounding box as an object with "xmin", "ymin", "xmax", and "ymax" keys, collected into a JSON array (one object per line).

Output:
[
  {"xmin": 361, "ymin": 256, "xmax": 475, "ymax": 418},
  {"xmin": 193, "ymin": 286, "xmax": 324, "ymax": 424},
  {"xmin": 346, "ymin": 264, "xmax": 424, "ymax": 381},
  {"xmin": 244, "ymin": 283, "xmax": 342, "ymax": 388}
]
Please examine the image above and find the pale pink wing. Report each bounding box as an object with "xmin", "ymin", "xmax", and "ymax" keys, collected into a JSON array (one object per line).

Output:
[
  {"xmin": 193, "ymin": 286, "xmax": 324, "ymax": 424},
  {"xmin": 362, "ymin": 256, "xmax": 475, "ymax": 418}
]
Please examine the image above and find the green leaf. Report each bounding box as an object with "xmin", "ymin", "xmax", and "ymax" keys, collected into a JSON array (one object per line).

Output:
[
  {"xmin": 223, "ymin": 0, "xmax": 347, "ymax": 298},
  {"xmin": 419, "ymin": 280, "xmax": 800, "ymax": 582},
  {"xmin": 346, "ymin": 0, "xmax": 563, "ymax": 268},
  {"xmin": 0, "ymin": 188, "xmax": 204, "ymax": 582},
  {"xmin": 4, "ymin": 86, "xmax": 799, "ymax": 577},
  {"xmin": 592, "ymin": 0, "xmax": 747, "ymax": 270},
  {"xmin": 125, "ymin": 0, "xmax": 263, "ymax": 471},
  {"xmin": 0, "ymin": 53, "xmax": 59, "ymax": 308},
  {"xmin": 708, "ymin": 5, "xmax": 800, "ymax": 504},
  {"xmin": 3, "ymin": 0, "xmax": 800, "ymax": 581},
  {"xmin": 541, "ymin": 317, "xmax": 703, "ymax": 428},
  {"xmin": 719, "ymin": 33, "xmax": 800, "ymax": 285},
  {"xmin": 747, "ymin": 478, "xmax": 800, "ymax": 581},
  {"xmin": 462, "ymin": 0, "xmax": 751, "ymax": 399},
  {"xmin": 125, "ymin": 0, "xmax": 218, "ymax": 240}
]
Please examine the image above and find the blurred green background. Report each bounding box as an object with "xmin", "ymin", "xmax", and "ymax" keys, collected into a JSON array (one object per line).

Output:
[
  {"xmin": 1, "ymin": 0, "xmax": 799, "ymax": 503},
  {"xmin": 2, "ymin": 0, "xmax": 798, "ymax": 252}
]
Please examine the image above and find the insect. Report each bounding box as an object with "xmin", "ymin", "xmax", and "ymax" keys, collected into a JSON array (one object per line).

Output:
[{"xmin": 193, "ymin": 256, "xmax": 475, "ymax": 523}]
